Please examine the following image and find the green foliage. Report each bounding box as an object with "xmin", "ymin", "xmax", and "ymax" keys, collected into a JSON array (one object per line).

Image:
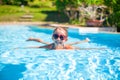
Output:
[
  {"xmin": 1, "ymin": 0, "xmax": 120, "ymax": 27},
  {"xmin": 29, "ymin": 0, "xmax": 53, "ymax": 8},
  {"xmin": 69, "ymin": 19, "xmax": 85, "ymax": 25},
  {"xmin": 107, "ymin": 11, "xmax": 120, "ymax": 28},
  {"xmin": 55, "ymin": 0, "xmax": 83, "ymax": 24},
  {"xmin": 85, "ymin": 0, "xmax": 104, "ymax": 5},
  {"xmin": 0, "ymin": 5, "xmax": 68, "ymax": 23},
  {"xmin": 104, "ymin": 0, "xmax": 117, "ymax": 8},
  {"xmin": 55, "ymin": 0, "xmax": 104, "ymax": 11},
  {"xmin": 104, "ymin": 0, "xmax": 120, "ymax": 28},
  {"xmin": 55, "ymin": 0, "xmax": 82, "ymax": 11},
  {"xmin": 55, "ymin": 0, "xmax": 104, "ymax": 24},
  {"xmin": 2, "ymin": 0, "xmax": 29, "ymax": 5},
  {"xmin": 55, "ymin": 0, "xmax": 65, "ymax": 11}
]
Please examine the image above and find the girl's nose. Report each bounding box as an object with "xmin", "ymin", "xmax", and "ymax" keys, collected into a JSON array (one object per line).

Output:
[{"xmin": 57, "ymin": 37, "xmax": 61, "ymax": 41}]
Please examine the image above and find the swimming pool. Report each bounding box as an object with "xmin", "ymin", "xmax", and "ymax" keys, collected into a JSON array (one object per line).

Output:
[{"xmin": 0, "ymin": 25, "xmax": 120, "ymax": 80}]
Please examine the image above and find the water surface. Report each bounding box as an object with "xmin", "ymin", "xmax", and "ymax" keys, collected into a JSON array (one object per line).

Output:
[{"xmin": 0, "ymin": 25, "xmax": 120, "ymax": 80}]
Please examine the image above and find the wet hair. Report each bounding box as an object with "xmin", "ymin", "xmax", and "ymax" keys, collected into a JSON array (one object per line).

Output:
[{"xmin": 53, "ymin": 27, "xmax": 68, "ymax": 37}]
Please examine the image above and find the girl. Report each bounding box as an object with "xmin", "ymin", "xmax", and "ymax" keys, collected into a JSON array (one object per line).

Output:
[{"xmin": 27, "ymin": 27, "xmax": 90, "ymax": 50}]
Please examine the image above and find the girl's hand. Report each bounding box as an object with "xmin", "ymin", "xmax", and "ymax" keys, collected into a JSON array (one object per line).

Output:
[{"xmin": 85, "ymin": 38, "xmax": 90, "ymax": 42}]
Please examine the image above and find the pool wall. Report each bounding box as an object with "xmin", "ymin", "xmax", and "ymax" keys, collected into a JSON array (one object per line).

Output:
[
  {"xmin": 78, "ymin": 27, "xmax": 117, "ymax": 33},
  {"xmin": 0, "ymin": 22, "xmax": 117, "ymax": 33}
]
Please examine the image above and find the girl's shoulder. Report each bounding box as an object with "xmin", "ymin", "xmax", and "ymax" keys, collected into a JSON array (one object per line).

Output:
[{"xmin": 64, "ymin": 45, "xmax": 74, "ymax": 49}]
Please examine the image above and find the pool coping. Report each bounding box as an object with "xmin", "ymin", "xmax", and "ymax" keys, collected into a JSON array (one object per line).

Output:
[{"xmin": 0, "ymin": 22, "xmax": 118, "ymax": 34}]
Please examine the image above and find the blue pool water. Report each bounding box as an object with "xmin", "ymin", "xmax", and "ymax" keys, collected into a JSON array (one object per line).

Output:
[{"xmin": 0, "ymin": 25, "xmax": 120, "ymax": 80}]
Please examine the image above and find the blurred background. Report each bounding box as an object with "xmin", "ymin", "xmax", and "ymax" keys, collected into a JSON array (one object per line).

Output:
[{"xmin": 0, "ymin": 0, "xmax": 120, "ymax": 31}]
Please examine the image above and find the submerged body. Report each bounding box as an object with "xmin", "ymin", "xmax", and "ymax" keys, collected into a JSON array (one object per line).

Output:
[{"xmin": 39, "ymin": 43, "xmax": 74, "ymax": 50}]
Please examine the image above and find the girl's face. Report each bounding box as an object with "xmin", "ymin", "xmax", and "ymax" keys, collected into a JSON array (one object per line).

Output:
[{"xmin": 52, "ymin": 28, "xmax": 68, "ymax": 44}]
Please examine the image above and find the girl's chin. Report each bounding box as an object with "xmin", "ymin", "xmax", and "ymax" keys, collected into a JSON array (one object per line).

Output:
[{"xmin": 55, "ymin": 41, "xmax": 63, "ymax": 44}]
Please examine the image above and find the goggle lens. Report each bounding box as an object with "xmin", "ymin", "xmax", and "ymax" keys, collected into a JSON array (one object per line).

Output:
[{"xmin": 53, "ymin": 34, "xmax": 66, "ymax": 40}]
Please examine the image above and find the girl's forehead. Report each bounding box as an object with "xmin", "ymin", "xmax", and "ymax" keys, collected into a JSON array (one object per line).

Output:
[{"xmin": 54, "ymin": 28, "xmax": 66, "ymax": 34}]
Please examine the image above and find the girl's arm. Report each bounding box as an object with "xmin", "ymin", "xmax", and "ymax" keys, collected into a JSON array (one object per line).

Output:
[
  {"xmin": 67, "ymin": 38, "xmax": 90, "ymax": 45},
  {"xmin": 14, "ymin": 44, "xmax": 53, "ymax": 49},
  {"xmin": 26, "ymin": 37, "xmax": 50, "ymax": 44},
  {"xmin": 14, "ymin": 46, "xmax": 41, "ymax": 49}
]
